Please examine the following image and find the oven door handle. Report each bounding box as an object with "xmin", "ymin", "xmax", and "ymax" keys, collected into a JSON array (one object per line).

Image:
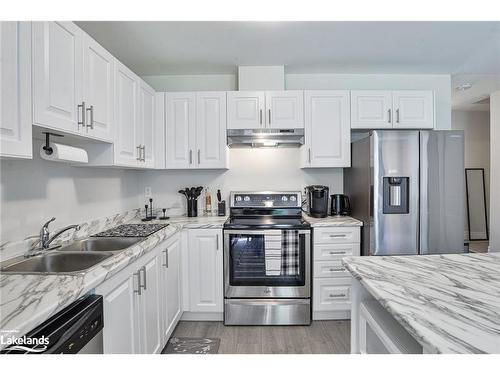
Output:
[{"xmin": 223, "ymin": 229, "xmax": 311, "ymax": 235}]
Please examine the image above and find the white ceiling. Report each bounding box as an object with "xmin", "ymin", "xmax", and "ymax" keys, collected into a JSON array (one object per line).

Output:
[{"xmin": 76, "ymin": 21, "xmax": 500, "ymax": 76}]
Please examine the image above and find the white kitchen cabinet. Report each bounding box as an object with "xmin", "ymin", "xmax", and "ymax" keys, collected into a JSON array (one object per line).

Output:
[
  {"xmin": 32, "ymin": 21, "xmax": 83, "ymax": 133},
  {"xmin": 138, "ymin": 80, "xmax": 156, "ymax": 168},
  {"xmin": 302, "ymin": 90, "xmax": 351, "ymax": 168},
  {"xmin": 226, "ymin": 91, "xmax": 265, "ymax": 129},
  {"xmin": 114, "ymin": 60, "xmax": 139, "ymax": 166},
  {"xmin": 0, "ymin": 22, "xmax": 32, "ymax": 159},
  {"xmin": 227, "ymin": 90, "xmax": 304, "ymax": 130},
  {"xmin": 392, "ymin": 90, "xmax": 434, "ymax": 129},
  {"xmin": 165, "ymin": 92, "xmax": 195, "ymax": 169},
  {"xmin": 351, "ymin": 90, "xmax": 393, "ymax": 129},
  {"xmin": 160, "ymin": 237, "xmax": 182, "ymax": 339},
  {"xmin": 195, "ymin": 92, "xmax": 228, "ymax": 168},
  {"xmin": 82, "ymin": 34, "xmax": 114, "ymax": 141},
  {"xmin": 188, "ymin": 229, "xmax": 223, "ymax": 313},
  {"xmin": 265, "ymin": 91, "xmax": 304, "ymax": 129}
]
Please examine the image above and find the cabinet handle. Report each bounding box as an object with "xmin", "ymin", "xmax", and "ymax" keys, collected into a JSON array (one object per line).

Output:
[
  {"xmin": 308, "ymin": 148, "xmax": 311, "ymax": 163},
  {"xmin": 141, "ymin": 145, "xmax": 145, "ymax": 162},
  {"xmin": 189, "ymin": 149, "xmax": 192, "ymax": 164},
  {"xmin": 329, "ymin": 293, "xmax": 346, "ymax": 298},
  {"xmin": 140, "ymin": 266, "xmax": 147, "ymax": 290},
  {"xmin": 396, "ymin": 109, "xmax": 400, "ymax": 123},
  {"xmin": 78, "ymin": 101, "xmax": 86, "ymax": 130},
  {"xmin": 329, "ymin": 267, "xmax": 345, "ymax": 272},
  {"xmin": 136, "ymin": 146, "xmax": 141, "ymax": 161},
  {"xmin": 259, "ymin": 109, "xmax": 263, "ymax": 125},
  {"xmin": 329, "ymin": 251, "xmax": 346, "ymax": 255},
  {"xmin": 329, "ymin": 234, "xmax": 346, "ymax": 238},
  {"xmin": 86, "ymin": 105, "xmax": 94, "ymax": 129},
  {"xmin": 134, "ymin": 271, "xmax": 142, "ymax": 295},
  {"xmin": 268, "ymin": 109, "xmax": 271, "ymax": 125},
  {"xmin": 388, "ymin": 109, "xmax": 392, "ymax": 123},
  {"xmin": 163, "ymin": 249, "xmax": 169, "ymax": 268},
  {"xmin": 216, "ymin": 234, "xmax": 219, "ymax": 251},
  {"xmin": 197, "ymin": 149, "xmax": 200, "ymax": 164}
]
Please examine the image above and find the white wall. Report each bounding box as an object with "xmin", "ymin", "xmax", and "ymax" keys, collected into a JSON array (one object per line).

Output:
[
  {"xmin": 138, "ymin": 148, "xmax": 343, "ymax": 215},
  {"xmin": 490, "ymin": 91, "xmax": 500, "ymax": 252},
  {"xmin": 451, "ymin": 110, "xmax": 490, "ymax": 239},
  {"xmin": 0, "ymin": 140, "xmax": 140, "ymax": 244}
]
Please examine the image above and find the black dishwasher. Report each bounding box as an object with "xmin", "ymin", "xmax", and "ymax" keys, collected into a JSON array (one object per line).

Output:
[{"xmin": 1, "ymin": 294, "xmax": 103, "ymax": 354}]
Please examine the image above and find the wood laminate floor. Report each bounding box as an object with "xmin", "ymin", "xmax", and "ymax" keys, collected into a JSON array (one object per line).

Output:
[{"xmin": 168, "ymin": 320, "xmax": 350, "ymax": 354}]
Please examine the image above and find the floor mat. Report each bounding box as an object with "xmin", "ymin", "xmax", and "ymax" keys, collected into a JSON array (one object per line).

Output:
[{"xmin": 163, "ymin": 337, "xmax": 220, "ymax": 354}]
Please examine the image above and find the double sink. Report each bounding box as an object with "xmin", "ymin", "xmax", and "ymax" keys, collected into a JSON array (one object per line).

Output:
[{"xmin": 0, "ymin": 237, "xmax": 144, "ymax": 275}]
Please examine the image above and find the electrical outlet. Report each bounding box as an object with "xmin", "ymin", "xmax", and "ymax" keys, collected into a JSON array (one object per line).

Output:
[{"xmin": 144, "ymin": 186, "xmax": 152, "ymax": 198}]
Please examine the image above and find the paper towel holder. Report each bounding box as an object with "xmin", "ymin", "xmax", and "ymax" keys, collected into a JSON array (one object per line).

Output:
[{"xmin": 42, "ymin": 132, "xmax": 64, "ymax": 155}]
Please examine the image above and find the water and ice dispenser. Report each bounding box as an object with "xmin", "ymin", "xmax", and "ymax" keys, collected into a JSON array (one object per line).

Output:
[{"xmin": 383, "ymin": 177, "xmax": 409, "ymax": 214}]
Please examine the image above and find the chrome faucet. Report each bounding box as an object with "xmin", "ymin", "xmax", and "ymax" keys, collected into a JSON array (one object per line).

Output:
[{"xmin": 27, "ymin": 218, "xmax": 81, "ymax": 257}]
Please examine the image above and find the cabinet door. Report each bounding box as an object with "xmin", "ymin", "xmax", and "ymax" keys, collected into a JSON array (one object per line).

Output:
[
  {"xmin": 138, "ymin": 81, "xmax": 156, "ymax": 168},
  {"xmin": 137, "ymin": 256, "xmax": 162, "ymax": 354},
  {"xmin": 226, "ymin": 91, "xmax": 265, "ymax": 129},
  {"xmin": 265, "ymin": 91, "xmax": 304, "ymax": 129},
  {"xmin": 165, "ymin": 92, "xmax": 195, "ymax": 169},
  {"xmin": 351, "ymin": 90, "xmax": 393, "ymax": 129},
  {"xmin": 82, "ymin": 34, "xmax": 114, "ymax": 141},
  {"xmin": 392, "ymin": 90, "xmax": 434, "ymax": 129},
  {"xmin": 0, "ymin": 22, "xmax": 32, "ymax": 159},
  {"xmin": 188, "ymin": 229, "xmax": 223, "ymax": 312},
  {"xmin": 195, "ymin": 92, "xmax": 227, "ymax": 169},
  {"xmin": 96, "ymin": 273, "xmax": 139, "ymax": 354},
  {"xmin": 32, "ymin": 22, "xmax": 83, "ymax": 133},
  {"xmin": 114, "ymin": 61, "xmax": 139, "ymax": 166},
  {"xmin": 166, "ymin": 239, "xmax": 182, "ymax": 335},
  {"xmin": 303, "ymin": 91, "xmax": 351, "ymax": 168}
]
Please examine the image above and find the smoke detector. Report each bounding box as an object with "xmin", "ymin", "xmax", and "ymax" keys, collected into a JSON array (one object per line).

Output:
[{"xmin": 455, "ymin": 83, "xmax": 473, "ymax": 91}]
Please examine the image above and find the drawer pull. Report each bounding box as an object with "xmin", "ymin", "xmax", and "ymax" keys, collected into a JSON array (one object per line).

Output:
[
  {"xmin": 329, "ymin": 251, "xmax": 346, "ymax": 255},
  {"xmin": 328, "ymin": 267, "xmax": 345, "ymax": 272},
  {"xmin": 329, "ymin": 234, "xmax": 346, "ymax": 238},
  {"xmin": 329, "ymin": 293, "xmax": 347, "ymax": 298}
]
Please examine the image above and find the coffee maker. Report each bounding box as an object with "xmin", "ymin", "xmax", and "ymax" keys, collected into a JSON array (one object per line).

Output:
[{"xmin": 305, "ymin": 185, "xmax": 329, "ymax": 218}]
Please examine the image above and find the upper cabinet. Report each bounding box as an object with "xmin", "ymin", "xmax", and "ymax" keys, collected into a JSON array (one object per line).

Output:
[
  {"xmin": 0, "ymin": 22, "xmax": 32, "ymax": 159},
  {"xmin": 164, "ymin": 92, "xmax": 227, "ymax": 169},
  {"xmin": 32, "ymin": 22, "xmax": 114, "ymax": 142},
  {"xmin": 351, "ymin": 90, "xmax": 434, "ymax": 130},
  {"xmin": 302, "ymin": 91, "xmax": 351, "ymax": 168},
  {"xmin": 227, "ymin": 90, "xmax": 304, "ymax": 129},
  {"xmin": 138, "ymin": 81, "xmax": 156, "ymax": 168}
]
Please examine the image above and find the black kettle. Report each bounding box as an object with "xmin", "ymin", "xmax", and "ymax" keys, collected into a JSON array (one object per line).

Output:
[{"xmin": 331, "ymin": 194, "xmax": 351, "ymax": 216}]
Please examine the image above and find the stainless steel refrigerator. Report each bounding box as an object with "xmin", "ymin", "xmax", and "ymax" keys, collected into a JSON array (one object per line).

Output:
[{"xmin": 344, "ymin": 130, "xmax": 466, "ymax": 256}]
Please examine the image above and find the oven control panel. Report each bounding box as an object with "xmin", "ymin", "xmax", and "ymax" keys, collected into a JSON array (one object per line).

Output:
[{"xmin": 230, "ymin": 192, "xmax": 301, "ymax": 208}]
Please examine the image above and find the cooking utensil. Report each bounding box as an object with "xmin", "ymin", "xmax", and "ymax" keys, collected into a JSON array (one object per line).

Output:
[{"xmin": 217, "ymin": 189, "xmax": 222, "ymax": 202}]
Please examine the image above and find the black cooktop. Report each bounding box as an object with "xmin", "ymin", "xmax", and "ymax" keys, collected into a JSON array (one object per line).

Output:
[{"xmin": 224, "ymin": 216, "xmax": 310, "ymax": 230}]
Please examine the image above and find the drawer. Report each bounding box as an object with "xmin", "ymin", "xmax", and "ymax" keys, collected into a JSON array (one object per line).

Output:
[
  {"xmin": 314, "ymin": 227, "xmax": 360, "ymax": 244},
  {"xmin": 313, "ymin": 278, "xmax": 351, "ymax": 311},
  {"xmin": 314, "ymin": 243, "xmax": 359, "ymax": 261},
  {"xmin": 314, "ymin": 260, "xmax": 349, "ymax": 278}
]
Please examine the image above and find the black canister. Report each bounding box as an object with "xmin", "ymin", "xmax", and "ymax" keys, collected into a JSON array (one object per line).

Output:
[{"xmin": 187, "ymin": 198, "xmax": 198, "ymax": 217}]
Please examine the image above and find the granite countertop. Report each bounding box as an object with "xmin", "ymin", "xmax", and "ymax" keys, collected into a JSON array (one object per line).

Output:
[
  {"xmin": 343, "ymin": 253, "xmax": 500, "ymax": 354},
  {"xmin": 303, "ymin": 214, "xmax": 363, "ymax": 227},
  {"xmin": 0, "ymin": 214, "xmax": 226, "ymax": 347}
]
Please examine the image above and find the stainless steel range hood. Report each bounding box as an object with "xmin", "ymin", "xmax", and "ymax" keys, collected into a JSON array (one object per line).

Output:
[{"xmin": 227, "ymin": 128, "xmax": 304, "ymax": 148}]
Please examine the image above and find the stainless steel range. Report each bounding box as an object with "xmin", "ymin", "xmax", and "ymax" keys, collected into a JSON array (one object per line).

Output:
[{"xmin": 223, "ymin": 191, "xmax": 311, "ymax": 325}]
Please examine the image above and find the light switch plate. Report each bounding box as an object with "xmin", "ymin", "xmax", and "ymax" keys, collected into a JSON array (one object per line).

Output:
[{"xmin": 144, "ymin": 186, "xmax": 152, "ymax": 198}]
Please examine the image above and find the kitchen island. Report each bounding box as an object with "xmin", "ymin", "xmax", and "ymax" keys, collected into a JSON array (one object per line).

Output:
[{"xmin": 343, "ymin": 253, "xmax": 500, "ymax": 354}]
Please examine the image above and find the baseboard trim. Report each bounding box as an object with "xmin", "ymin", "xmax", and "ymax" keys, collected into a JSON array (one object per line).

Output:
[
  {"xmin": 313, "ymin": 310, "xmax": 350, "ymax": 320},
  {"xmin": 181, "ymin": 311, "xmax": 224, "ymax": 321}
]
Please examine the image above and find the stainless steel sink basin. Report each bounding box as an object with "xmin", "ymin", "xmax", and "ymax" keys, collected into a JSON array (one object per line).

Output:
[
  {"xmin": 0, "ymin": 252, "xmax": 112, "ymax": 274},
  {"xmin": 57, "ymin": 237, "xmax": 144, "ymax": 252}
]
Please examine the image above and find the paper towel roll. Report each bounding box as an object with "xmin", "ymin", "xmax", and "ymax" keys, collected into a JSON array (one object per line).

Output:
[{"xmin": 40, "ymin": 142, "xmax": 88, "ymax": 164}]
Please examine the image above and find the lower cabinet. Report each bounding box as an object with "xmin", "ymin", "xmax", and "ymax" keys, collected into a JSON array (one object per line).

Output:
[{"xmin": 187, "ymin": 229, "xmax": 223, "ymax": 313}]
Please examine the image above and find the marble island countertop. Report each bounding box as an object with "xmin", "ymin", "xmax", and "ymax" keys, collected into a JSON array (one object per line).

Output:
[
  {"xmin": 0, "ymin": 213, "xmax": 227, "ymax": 347},
  {"xmin": 343, "ymin": 253, "xmax": 500, "ymax": 354}
]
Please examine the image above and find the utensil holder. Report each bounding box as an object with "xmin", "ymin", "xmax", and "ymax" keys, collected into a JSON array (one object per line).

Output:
[
  {"xmin": 217, "ymin": 201, "xmax": 226, "ymax": 216},
  {"xmin": 187, "ymin": 199, "xmax": 198, "ymax": 217}
]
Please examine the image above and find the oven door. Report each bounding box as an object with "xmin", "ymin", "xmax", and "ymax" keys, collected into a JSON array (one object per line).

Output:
[{"xmin": 224, "ymin": 229, "xmax": 311, "ymax": 298}]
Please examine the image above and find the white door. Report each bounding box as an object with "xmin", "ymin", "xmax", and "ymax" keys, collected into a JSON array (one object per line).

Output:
[
  {"xmin": 138, "ymin": 81, "xmax": 156, "ymax": 168},
  {"xmin": 265, "ymin": 91, "xmax": 304, "ymax": 129},
  {"xmin": 114, "ymin": 61, "xmax": 139, "ymax": 166},
  {"xmin": 137, "ymin": 257, "xmax": 162, "ymax": 354},
  {"xmin": 351, "ymin": 90, "xmax": 393, "ymax": 129},
  {"xmin": 188, "ymin": 229, "xmax": 223, "ymax": 312},
  {"xmin": 392, "ymin": 90, "xmax": 434, "ymax": 129},
  {"xmin": 195, "ymin": 92, "xmax": 227, "ymax": 169},
  {"xmin": 303, "ymin": 91, "xmax": 351, "ymax": 168},
  {"xmin": 166, "ymin": 239, "xmax": 182, "ymax": 335},
  {"xmin": 82, "ymin": 34, "xmax": 114, "ymax": 141},
  {"xmin": 32, "ymin": 22, "xmax": 83, "ymax": 133},
  {"xmin": 165, "ymin": 92, "xmax": 195, "ymax": 169},
  {"xmin": 0, "ymin": 22, "xmax": 32, "ymax": 159},
  {"xmin": 226, "ymin": 91, "xmax": 265, "ymax": 129},
  {"xmin": 96, "ymin": 273, "xmax": 139, "ymax": 354}
]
